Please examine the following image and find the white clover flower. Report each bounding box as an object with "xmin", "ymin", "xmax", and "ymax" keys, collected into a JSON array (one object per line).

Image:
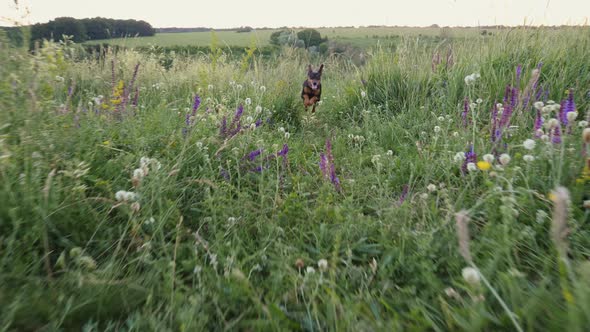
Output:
[
  {"xmin": 523, "ymin": 155, "xmax": 535, "ymax": 162},
  {"xmin": 420, "ymin": 193, "xmax": 429, "ymax": 199},
  {"xmin": 255, "ymin": 105, "xmax": 262, "ymax": 113},
  {"xmin": 55, "ymin": 75, "xmax": 65, "ymax": 82},
  {"xmin": 278, "ymin": 127, "xmax": 285, "ymax": 133},
  {"xmin": 196, "ymin": 142, "xmax": 203, "ymax": 149},
  {"xmin": 533, "ymin": 101, "xmax": 544, "ymax": 110},
  {"xmin": 496, "ymin": 103, "xmax": 503, "ymax": 109},
  {"xmin": 249, "ymin": 123, "xmax": 256, "ymax": 130},
  {"xmin": 227, "ymin": 217, "xmax": 236, "ymax": 223},
  {"xmin": 434, "ymin": 126, "xmax": 441, "ymax": 133},
  {"xmin": 386, "ymin": 150, "xmax": 393, "ymax": 156},
  {"xmin": 541, "ymin": 134, "xmax": 550, "ymax": 142},
  {"xmin": 284, "ymin": 132, "xmax": 290, "ymax": 139},
  {"xmin": 462, "ymin": 267, "xmax": 481, "ymax": 285},
  {"xmin": 245, "ymin": 98, "xmax": 252, "ymax": 105},
  {"xmin": 306, "ymin": 266, "xmax": 315, "ymax": 274},
  {"xmin": 523, "ymin": 139, "xmax": 536, "ymax": 150},
  {"xmin": 483, "ymin": 154, "xmax": 495, "ymax": 163},
  {"xmin": 361, "ymin": 90, "xmax": 367, "ymax": 98},
  {"xmin": 236, "ymin": 84, "xmax": 243, "ymax": 90},
  {"xmin": 546, "ymin": 118, "xmax": 559, "ymax": 129},
  {"xmin": 371, "ymin": 155, "xmax": 381, "ymax": 164},
  {"xmin": 452, "ymin": 132, "xmax": 459, "ymax": 137},
  {"xmin": 579, "ymin": 120, "xmax": 588, "ymax": 128},
  {"xmin": 438, "ymin": 116, "xmax": 445, "ymax": 121},
  {"xmin": 260, "ymin": 86, "xmax": 266, "ymax": 92},
  {"xmin": 133, "ymin": 168, "xmax": 145, "ymax": 179},
  {"xmin": 427, "ymin": 183, "xmax": 437, "ymax": 192},
  {"xmin": 207, "ymin": 84, "xmax": 214, "ymax": 90},
  {"xmin": 566, "ymin": 111, "xmax": 578, "ymax": 123},
  {"xmin": 467, "ymin": 162, "xmax": 477, "ymax": 172},
  {"xmin": 499, "ymin": 154, "xmax": 511, "ymax": 165},
  {"xmin": 246, "ymin": 116, "xmax": 253, "ymax": 123},
  {"xmin": 476, "ymin": 98, "xmax": 483, "ymax": 104},
  {"xmin": 470, "ymin": 102, "xmax": 477, "ymax": 110},
  {"xmin": 115, "ymin": 190, "xmax": 126, "ymax": 201},
  {"xmin": 317, "ymin": 259, "xmax": 328, "ymax": 272},
  {"xmin": 547, "ymin": 100, "xmax": 555, "ymax": 105},
  {"xmin": 454, "ymin": 152, "xmax": 466, "ymax": 163}
]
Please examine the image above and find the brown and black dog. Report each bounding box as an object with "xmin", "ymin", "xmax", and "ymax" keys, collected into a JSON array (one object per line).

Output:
[{"xmin": 301, "ymin": 64, "xmax": 323, "ymax": 113}]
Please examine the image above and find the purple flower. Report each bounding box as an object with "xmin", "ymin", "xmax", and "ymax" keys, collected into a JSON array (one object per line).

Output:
[
  {"xmin": 192, "ymin": 94, "xmax": 201, "ymax": 116},
  {"xmin": 552, "ymin": 125, "xmax": 562, "ymax": 144},
  {"xmin": 515, "ymin": 64, "xmax": 522, "ymax": 86},
  {"xmin": 255, "ymin": 119, "xmax": 263, "ymax": 127},
  {"xmin": 461, "ymin": 145, "xmax": 477, "ymax": 175},
  {"xmin": 399, "ymin": 184, "xmax": 409, "ymax": 204},
  {"xmin": 534, "ymin": 110, "xmax": 543, "ymax": 137},
  {"xmin": 277, "ymin": 144, "xmax": 289, "ymax": 157},
  {"xmin": 245, "ymin": 149, "xmax": 263, "ymax": 161},
  {"xmin": 185, "ymin": 113, "xmax": 191, "ymax": 126},
  {"xmin": 561, "ymin": 89, "xmax": 576, "ymax": 126},
  {"xmin": 131, "ymin": 87, "xmax": 139, "ymax": 107},
  {"xmin": 319, "ymin": 153, "xmax": 328, "ymax": 179},
  {"xmin": 219, "ymin": 116, "xmax": 227, "ymax": 137},
  {"xmin": 462, "ymin": 97, "xmax": 470, "ymax": 127}
]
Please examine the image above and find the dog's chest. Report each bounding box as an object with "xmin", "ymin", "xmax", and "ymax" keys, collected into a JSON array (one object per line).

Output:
[{"xmin": 302, "ymin": 83, "xmax": 321, "ymax": 97}]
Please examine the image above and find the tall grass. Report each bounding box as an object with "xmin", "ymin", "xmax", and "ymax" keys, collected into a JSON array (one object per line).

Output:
[{"xmin": 1, "ymin": 27, "xmax": 589, "ymax": 331}]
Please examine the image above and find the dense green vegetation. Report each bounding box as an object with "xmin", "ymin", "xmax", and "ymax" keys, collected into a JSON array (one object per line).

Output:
[{"xmin": 1, "ymin": 26, "xmax": 590, "ymax": 331}]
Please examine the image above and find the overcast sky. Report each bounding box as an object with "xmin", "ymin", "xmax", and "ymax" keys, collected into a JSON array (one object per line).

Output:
[{"xmin": 2, "ymin": 0, "xmax": 589, "ymax": 28}]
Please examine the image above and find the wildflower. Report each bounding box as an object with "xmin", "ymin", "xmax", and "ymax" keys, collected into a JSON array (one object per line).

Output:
[
  {"xmin": 552, "ymin": 125, "xmax": 562, "ymax": 144},
  {"xmin": 278, "ymin": 127, "xmax": 285, "ymax": 133},
  {"xmin": 318, "ymin": 259, "xmax": 328, "ymax": 272},
  {"xmin": 434, "ymin": 126, "xmax": 441, "ymax": 133},
  {"xmin": 523, "ymin": 155, "xmax": 535, "ymax": 162},
  {"xmin": 115, "ymin": 190, "xmax": 137, "ymax": 202},
  {"xmin": 467, "ymin": 162, "xmax": 477, "ymax": 172},
  {"xmin": 477, "ymin": 161, "xmax": 491, "ymax": 171},
  {"xmin": 523, "ymin": 139, "xmax": 536, "ymax": 150},
  {"xmin": 476, "ymin": 98, "xmax": 483, "ymax": 104},
  {"xmin": 438, "ymin": 116, "xmax": 445, "ymax": 121},
  {"xmin": 534, "ymin": 101, "xmax": 544, "ymax": 110},
  {"xmin": 227, "ymin": 217, "xmax": 236, "ymax": 223},
  {"xmin": 579, "ymin": 121, "xmax": 588, "ymax": 128},
  {"xmin": 361, "ymin": 90, "xmax": 367, "ymax": 98},
  {"xmin": 306, "ymin": 266, "xmax": 315, "ymax": 274},
  {"xmin": 445, "ymin": 287, "xmax": 460, "ymax": 300},
  {"xmin": 583, "ymin": 128, "xmax": 590, "ymax": 144},
  {"xmin": 386, "ymin": 150, "xmax": 393, "ymax": 156},
  {"xmin": 462, "ymin": 146, "xmax": 477, "ymax": 174},
  {"xmin": 236, "ymin": 84, "xmax": 243, "ymax": 90},
  {"xmin": 55, "ymin": 75, "xmax": 65, "ymax": 82},
  {"xmin": 427, "ymin": 183, "xmax": 437, "ymax": 192},
  {"xmin": 453, "ymin": 131, "xmax": 459, "ymax": 137},
  {"xmin": 255, "ymin": 105, "xmax": 262, "ymax": 113},
  {"xmin": 499, "ymin": 154, "xmax": 511, "ymax": 165},
  {"xmin": 567, "ymin": 111, "xmax": 578, "ymax": 123},
  {"xmin": 419, "ymin": 193, "xmax": 428, "ymax": 199},
  {"xmin": 284, "ymin": 132, "xmax": 290, "ymax": 139},
  {"xmin": 260, "ymin": 86, "xmax": 266, "ymax": 92},
  {"xmin": 462, "ymin": 97, "xmax": 470, "ymax": 127},
  {"xmin": 462, "ymin": 267, "xmax": 481, "ymax": 285},
  {"xmin": 583, "ymin": 200, "xmax": 590, "ymax": 209},
  {"xmin": 295, "ymin": 258, "xmax": 305, "ymax": 269},
  {"xmin": 133, "ymin": 168, "xmax": 145, "ymax": 179},
  {"xmin": 207, "ymin": 84, "xmax": 214, "ymax": 90},
  {"xmin": 246, "ymin": 116, "xmax": 253, "ymax": 123},
  {"xmin": 454, "ymin": 152, "xmax": 466, "ymax": 163},
  {"xmin": 398, "ymin": 184, "xmax": 409, "ymax": 204},
  {"xmin": 483, "ymin": 154, "xmax": 494, "ymax": 163},
  {"xmin": 245, "ymin": 98, "xmax": 252, "ymax": 105}
]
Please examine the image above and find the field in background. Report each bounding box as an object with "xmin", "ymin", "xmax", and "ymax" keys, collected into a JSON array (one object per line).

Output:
[
  {"xmin": 2, "ymin": 26, "xmax": 590, "ymax": 331},
  {"xmin": 88, "ymin": 26, "xmax": 487, "ymax": 48}
]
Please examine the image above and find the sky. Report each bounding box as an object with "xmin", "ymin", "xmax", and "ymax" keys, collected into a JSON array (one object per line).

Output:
[{"xmin": 2, "ymin": 0, "xmax": 589, "ymax": 28}]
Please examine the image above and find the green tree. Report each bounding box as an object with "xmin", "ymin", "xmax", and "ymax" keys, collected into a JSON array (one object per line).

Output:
[{"xmin": 296, "ymin": 28, "xmax": 325, "ymax": 48}]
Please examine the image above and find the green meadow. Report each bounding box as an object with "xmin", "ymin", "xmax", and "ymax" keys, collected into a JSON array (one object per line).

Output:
[
  {"xmin": 87, "ymin": 26, "xmax": 482, "ymax": 48},
  {"xmin": 1, "ymin": 26, "xmax": 590, "ymax": 331}
]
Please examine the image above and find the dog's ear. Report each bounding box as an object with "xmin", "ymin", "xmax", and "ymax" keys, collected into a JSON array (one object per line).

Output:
[
  {"xmin": 318, "ymin": 64, "xmax": 324, "ymax": 75},
  {"xmin": 308, "ymin": 64, "xmax": 313, "ymax": 75}
]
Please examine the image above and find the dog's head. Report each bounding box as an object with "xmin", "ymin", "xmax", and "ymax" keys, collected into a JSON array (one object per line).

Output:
[{"xmin": 306, "ymin": 64, "xmax": 324, "ymax": 90}]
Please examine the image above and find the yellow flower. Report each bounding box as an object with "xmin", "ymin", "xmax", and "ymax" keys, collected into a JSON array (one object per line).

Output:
[
  {"xmin": 477, "ymin": 161, "xmax": 491, "ymax": 171},
  {"xmin": 102, "ymin": 140, "xmax": 110, "ymax": 145},
  {"xmin": 548, "ymin": 192, "xmax": 557, "ymax": 202}
]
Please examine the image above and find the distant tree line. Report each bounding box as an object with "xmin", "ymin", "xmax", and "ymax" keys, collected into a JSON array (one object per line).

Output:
[{"xmin": 2, "ymin": 17, "xmax": 155, "ymax": 46}]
